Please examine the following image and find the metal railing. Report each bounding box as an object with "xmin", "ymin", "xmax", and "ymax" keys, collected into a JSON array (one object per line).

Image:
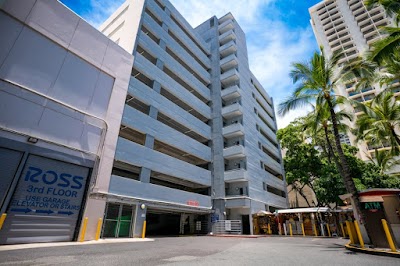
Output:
[{"xmin": 212, "ymin": 220, "xmax": 242, "ymax": 235}]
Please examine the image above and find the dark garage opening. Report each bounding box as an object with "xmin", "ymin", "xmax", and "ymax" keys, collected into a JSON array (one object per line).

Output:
[{"xmin": 146, "ymin": 212, "xmax": 181, "ymax": 236}]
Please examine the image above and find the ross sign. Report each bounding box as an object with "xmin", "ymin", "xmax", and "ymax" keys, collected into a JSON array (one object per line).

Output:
[{"xmin": 8, "ymin": 155, "xmax": 89, "ymax": 219}]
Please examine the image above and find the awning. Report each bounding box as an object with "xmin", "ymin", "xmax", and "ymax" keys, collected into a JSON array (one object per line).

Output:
[
  {"xmin": 359, "ymin": 195, "xmax": 384, "ymax": 203},
  {"xmin": 277, "ymin": 207, "xmax": 330, "ymax": 214},
  {"xmin": 90, "ymin": 192, "xmax": 213, "ymax": 213},
  {"xmin": 255, "ymin": 210, "xmax": 273, "ymax": 216}
]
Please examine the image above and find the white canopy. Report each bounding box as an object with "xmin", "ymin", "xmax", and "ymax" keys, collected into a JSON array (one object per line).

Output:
[
  {"xmin": 276, "ymin": 207, "xmax": 330, "ymax": 214},
  {"xmin": 256, "ymin": 210, "xmax": 273, "ymax": 216}
]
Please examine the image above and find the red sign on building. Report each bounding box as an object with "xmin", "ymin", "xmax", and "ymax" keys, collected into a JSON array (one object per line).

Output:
[{"xmin": 186, "ymin": 200, "xmax": 199, "ymax": 206}]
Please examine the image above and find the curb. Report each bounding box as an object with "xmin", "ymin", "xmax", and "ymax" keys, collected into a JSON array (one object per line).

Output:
[
  {"xmin": 211, "ymin": 234, "xmax": 340, "ymax": 239},
  {"xmin": 345, "ymin": 244, "xmax": 400, "ymax": 258},
  {"xmin": 0, "ymin": 238, "xmax": 154, "ymax": 252},
  {"xmin": 211, "ymin": 234, "xmax": 262, "ymax": 238}
]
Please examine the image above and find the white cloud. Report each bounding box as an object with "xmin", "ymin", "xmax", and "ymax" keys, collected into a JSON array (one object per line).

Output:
[
  {"xmin": 82, "ymin": 0, "xmax": 125, "ymax": 27},
  {"xmin": 170, "ymin": 0, "xmax": 317, "ymax": 129},
  {"xmin": 170, "ymin": 0, "xmax": 272, "ymax": 27}
]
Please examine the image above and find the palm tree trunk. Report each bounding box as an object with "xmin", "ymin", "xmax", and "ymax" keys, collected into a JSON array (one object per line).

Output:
[
  {"xmin": 326, "ymin": 97, "xmax": 364, "ymax": 223},
  {"xmin": 323, "ymin": 126, "xmax": 343, "ymax": 175},
  {"xmin": 323, "ymin": 126, "xmax": 333, "ymax": 162},
  {"xmin": 391, "ymin": 128, "xmax": 400, "ymax": 147}
]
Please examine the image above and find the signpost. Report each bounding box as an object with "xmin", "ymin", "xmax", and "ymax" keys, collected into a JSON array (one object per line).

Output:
[{"xmin": 211, "ymin": 214, "xmax": 219, "ymax": 223}]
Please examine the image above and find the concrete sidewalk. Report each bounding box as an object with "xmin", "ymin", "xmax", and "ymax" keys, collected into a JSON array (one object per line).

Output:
[{"xmin": 0, "ymin": 238, "xmax": 154, "ymax": 251}]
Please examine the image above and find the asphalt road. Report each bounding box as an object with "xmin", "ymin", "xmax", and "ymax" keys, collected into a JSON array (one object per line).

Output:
[{"xmin": 0, "ymin": 236, "xmax": 398, "ymax": 266}]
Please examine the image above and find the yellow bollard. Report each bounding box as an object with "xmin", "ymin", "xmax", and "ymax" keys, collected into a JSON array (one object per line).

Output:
[
  {"xmin": 268, "ymin": 223, "xmax": 271, "ymax": 235},
  {"xmin": 79, "ymin": 217, "xmax": 88, "ymax": 242},
  {"xmin": 354, "ymin": 221, "xmax": 364, "ymax": 248},
  {"xmin": 340, "ymin": 223, "xmax": 346, "ymax": 237},
  {"xmin": 381, "ymin": 219, "xmax": 397, "ymax": 252},
  {"xmin": 313, "ymin": 223, "xmax": 318, "ymax": 237},
  {"xmin": 301, "ymin": 223, "xmax": 305, "ymax": 237},
  {"xmin": 141, "ymin": 220, "xmax": 147, "ymax": 239},
  {"xmin": 326, "ymin": 224, "xmax": 331, "ymax": 237},
  {"xmin": 0, "ymin": 214, "xmax": 7, "ymax": 230},
  {"xmin": 289, "ymin": 223, "xmax": 293, "ymax": 236},
  {"xmin": 346, "ymin": 221, "xmax": 354, "ymax": 244},
  {"xmin": 95, "ymin": 218, "xmax": 103, "ymax": 241}
]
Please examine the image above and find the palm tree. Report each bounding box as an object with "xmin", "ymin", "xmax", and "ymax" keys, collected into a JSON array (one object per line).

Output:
[
  {"xmin": 367, "ymin": 27, "xmax": 400, "ymax": 64},
  {"xmin": 379, "ymin": 49, "xmax": 400, "ymax": 86},
  {"xmin": 367, "ymin": 148, "xmax": 400, "ymax": 174},
  {"xmin": 278, "ymin": 48, "xmax": 365, "ymax": 223},
  {"xmin": 364, "ymin": 0, "xmax": 400, "ymax": 63},
  {"xmin": 303, "ymin": 102, "xmax": 353, "ymax": 164},
  {"xmin": 364, "ymin": 0, "xmax": 400, "ymax": 25},
  {"xmin": 354, "ymin": 90, "xmax": 400, "ymax": 154}
]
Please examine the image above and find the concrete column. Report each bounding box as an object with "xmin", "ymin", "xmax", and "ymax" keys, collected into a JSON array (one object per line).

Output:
[
  {"xmin": 156, "ymin": 58, "xmax": 164, "ymax": 70},
  {"xmin": 149, "ymin": 105, "xmax": 158, "ymax": 119},
  {"xmin": 152, "ymin": 81, "xmax": 161, "ymax": 93},
  {"xmin": 133, "ymin": 205, "xmax": 147, "ymax": 237},
  {"xmin": 208, "ymin": 17, "xmax": 226, "ymax": 220},
  {"xmin": 164, "ymin": 7, "xmax": 171, "ymax": 17},
  {"xmin": 139, "ymin": 167, "xmax": 151, "ymax": 183},
  {"xmin": 159, "ymin": 39, "xmax": 167, "ymax": 50},
  {"xmin": 144, "ymin": 134, "xmax": 155, "ymax": 148},
  {"xmin": 162, "ymin": 22, "xmax": 169, "ymax": 32}
]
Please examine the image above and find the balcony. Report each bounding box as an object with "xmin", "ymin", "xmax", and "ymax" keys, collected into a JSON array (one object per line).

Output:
[
  {"xmin": 219, "ymin": 13, "xmax": 234, "ymax": 25},
  {"xmin": 219, "ymin": 29, "xmax": 236, "ymax": 46},
  {"xmin": 223, "ymin": 145, "xmax": 245, "ymax": 160},
  {"xmin": 225, "ymin": 197, "xmax": 251, "ymax": 208},
  {"xmin": 224, "ymin": 169, "xmax": 248, "ymax": 182},
  {"xmin": 219, "ymin": 40, "xmax": 237, "ymax": 58},
  {"xmin": 221, "ymin": 102, "xmax": 242, "ymax": 119},
  {"xmin": 221, "ymin": 85, "xmax": 241, "ymax": 101},
  {"xmin": 220, "ymin": 68, "xmax": 239, "ymax": 87},
  {"xmin": 218, "ymin": 19, "xmax": 234, "ymax": 35},
  {"xmin": 220, "ymin": 54, "xmax": 238, "ymax": 72},
  {"xmin": 223, "ymin": 123, "xmax": 244, "ymax": 138}
]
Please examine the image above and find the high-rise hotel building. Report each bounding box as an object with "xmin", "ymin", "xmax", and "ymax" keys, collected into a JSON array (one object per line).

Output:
[
  {"xmin": 309, "ymin": 0, "xmax": 399, "ymax": 170},
  {"xmin": 96, "ymin": 0, "xmax": 287, "ymax": 237}
]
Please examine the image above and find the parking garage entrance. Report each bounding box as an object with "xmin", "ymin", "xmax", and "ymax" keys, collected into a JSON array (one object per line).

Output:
[{"xmin": 146, "ymin": 209, "xmax": 209, "ymax": 236}]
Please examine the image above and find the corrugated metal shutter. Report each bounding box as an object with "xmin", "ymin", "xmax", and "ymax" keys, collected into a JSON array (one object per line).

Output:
[
  {"xmin": 0, "ymin": 154, "xmax": 89, "ymax": 244},
  {"xmin": 0, "ymin": 147, "xmax": 23, "ymax": 208}
]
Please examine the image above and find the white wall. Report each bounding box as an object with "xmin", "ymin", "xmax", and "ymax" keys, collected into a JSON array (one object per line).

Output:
[{"xmin": 99, "ymin": 0, "xmax": 146, "ymax": 54}]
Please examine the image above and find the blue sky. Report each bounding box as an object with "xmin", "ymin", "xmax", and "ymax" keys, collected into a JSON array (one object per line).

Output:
[{"xmin": 61, "ymin": 0, "xmax": 322, "ymax": 128}]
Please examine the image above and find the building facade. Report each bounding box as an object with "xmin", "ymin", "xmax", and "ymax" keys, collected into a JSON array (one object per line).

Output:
[
  {"xmin": 0, "ymin": 0, "xmax": 286, "ymax": 244},
  {"xmin": 0, "ymin": 0, "xmax": 133, "ymax": 244},
  {"xmin": 97, "ymin": 0, "xmax": 287, "ymax": 237},
  {"xmin": 309, "ymin": 0, "xmax": 400, "ymax": 173}
]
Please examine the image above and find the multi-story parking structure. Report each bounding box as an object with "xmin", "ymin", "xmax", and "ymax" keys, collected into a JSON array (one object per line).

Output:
[
  {"xmin": 98, "ymin": 0, "xmax": 287, "ymax": 237},
  {"xmin": 309, "ymin": 0, "xmax": 399, "ymax": 171}
]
